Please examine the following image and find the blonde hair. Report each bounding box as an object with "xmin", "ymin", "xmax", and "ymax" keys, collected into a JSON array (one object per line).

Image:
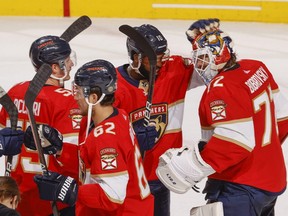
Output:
[{"xmin": 0, "ymin": 176, "xmax": 21, "ymax": 204}]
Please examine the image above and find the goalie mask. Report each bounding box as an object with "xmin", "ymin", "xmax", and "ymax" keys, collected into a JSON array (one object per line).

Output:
[{"xmin": 191, "ymin": 30, "xmax": 234, "ymax": 85}]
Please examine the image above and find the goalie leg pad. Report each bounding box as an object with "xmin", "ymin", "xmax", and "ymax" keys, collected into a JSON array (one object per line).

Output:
[{"xmin": 190, "ymin": 202, "xmax": 224, "ymax": 216}]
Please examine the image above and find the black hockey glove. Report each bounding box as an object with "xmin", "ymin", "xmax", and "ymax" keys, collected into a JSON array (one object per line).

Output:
[
  {"xmin": 134, "ymin": 125, "xmax": 158, "ymax": 151},
  {"xmin": 24, "ymin": 124, "xmax": 63, "ymax": 155},
  {"xmin": 0, "ymin": 127, "xmax": 24, "ymax": 157},
  {"xmin": 34, "ymin": 171, "xmax": 78, "ymax": 206}
]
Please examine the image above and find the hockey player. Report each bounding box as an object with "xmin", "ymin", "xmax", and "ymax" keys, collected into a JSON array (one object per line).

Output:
[
  {"xmin": 112, "ymin": 24, "xmax": 203, "ymax": 216},
  {"xmin": 156, "ymin": 19, "xmax": 288, "ymax": 216},
  {"xmin": 33, "ymin": 59, "xmax": 154, "ymax": 215},
  {"xmin": 0, "ymin": 35, "xmax": 82, "ymax": 216}
]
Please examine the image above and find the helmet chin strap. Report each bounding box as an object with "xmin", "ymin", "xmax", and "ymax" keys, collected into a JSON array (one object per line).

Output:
[
  {"xmin": 84, "ymin": 93, "xmax": 106, "ymax": 138},
  {"xmin": 50, "ymin": 66, "xmax": 68, "ymax": 87},
  {"xmin": 128, "ymin": 54, "xmax": 147, "ymax": 79}
]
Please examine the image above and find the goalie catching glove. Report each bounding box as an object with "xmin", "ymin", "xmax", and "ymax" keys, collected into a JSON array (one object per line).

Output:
[
  {"xmin": 24, "ymin": 124, "xmax": 63, "ymax": 155},
  {"xmin": 34, "ymin": 171, "xmax": 78, "ymax": 206},
  {"xmin": 156, "ymin": 144, "xmax": 215, "ymax": 194}
]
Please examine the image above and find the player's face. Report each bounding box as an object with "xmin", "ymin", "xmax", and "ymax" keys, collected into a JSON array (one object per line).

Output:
[
  {"xmin": 72, "ymin": 83, "xmax": 89, "ymax": 115},
  {"xmin": 192, "ymin": 48, "xmax": 218, "ymax": 85},
  {"xmin": 62, "ymin": 51, "xmax": 77, "ymax": 81},
  {"xmin": 141, "ymin": 49, "xmax": 170, "ymax": 73},
  {"xmin": 195, "ymin": 54, "xmax": 209, "ymax": 72}
]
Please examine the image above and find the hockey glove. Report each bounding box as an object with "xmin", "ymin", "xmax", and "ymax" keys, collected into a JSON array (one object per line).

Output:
[
  {"xmin": 0, "ymin": 127, "xmax": 24, "ymax": 157},
  {"xmin": 34, "ymin": 171, "xmax": 78, "ymax": 206},
  {"xmin": 186, "ymin": 18, "xmax": 220, "ymax": 43},
  {"xmin": 134, "ymin": 125, "xmax": 158, "ymax": 151},
  {"xmin": 24, "ymin": 124, "xmax": 63, "ymax": 155},
  {"xmin": 156, "ymin": 145, "xmax": 215, "ymax": 194}
]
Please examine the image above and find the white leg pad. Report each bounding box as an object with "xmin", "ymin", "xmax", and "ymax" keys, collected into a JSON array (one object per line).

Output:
[{"xmin": 190, "ymin": 202, "xmax": 224, "ymax": 216}]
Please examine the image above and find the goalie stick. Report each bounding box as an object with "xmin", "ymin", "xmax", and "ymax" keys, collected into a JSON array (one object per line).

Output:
[
  {"xmin": 0, "ymin": 86, "xmax": 18, "ymax": 176},
  {"xmin": 119, "ymin": 24, "xmax": 157, "ymax": 157},
  {"xmin": 60, "ymin": 15, "xmax": 92, "ymax": 42},
  {"xmin": 24, "ymin": 63, "xmax": 60, "ymax": 216}
]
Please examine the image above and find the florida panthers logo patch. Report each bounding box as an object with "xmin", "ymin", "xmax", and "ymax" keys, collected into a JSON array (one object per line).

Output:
[
  {"xmin": 100, "ymin": 148, "xmax": 118, "ymax": 170},
  {"xmin": 210, "ymin": 100, "xmax": 227, "ymax": 121},
  {"xmin": 69, "ymin": 108, "xmax": 82, "ymax": 129}
]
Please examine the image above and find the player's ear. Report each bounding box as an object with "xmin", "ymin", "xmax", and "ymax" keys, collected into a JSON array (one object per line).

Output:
[
  {"xmin": 50, "ymin": 63, "xmax": 60, "ymax": 75},
  {"xmin": 89, "ymin": 93, "xmax": 98, "ymax": 104}
]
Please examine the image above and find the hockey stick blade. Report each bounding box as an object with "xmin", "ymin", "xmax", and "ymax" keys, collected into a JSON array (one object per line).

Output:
[
  {"xmin": 24, "ymin": 64, "xmax": 59, "ymax": 216},
  {"xmin": 60, "ymin": 15, "xmax": 92, "ymax": 42},
  {"xmin": 0, "ymin": 86, "xmax": 18, "ymax": 176},
  {"xmin": 119, "ymin": 25, "xmax": 157, "ymax": 126}
]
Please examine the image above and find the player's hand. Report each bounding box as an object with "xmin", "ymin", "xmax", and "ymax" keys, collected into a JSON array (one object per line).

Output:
[
  {"xmin": 34, "ymin": 171, "xmax": 78, "ymax": 206},
  {"xmin": 134, "ymin": 125, "xmax": 158, "ymax": 151},
  {"xmin": 24, "ymin": 124, "xmax": 63, "ymax": 155},
  {"xmin": 0, "ymin": 127, "xmax": 24, "ymax": 157},
  {"xmin": 186, "ymin": 18, "xmax": 220, "ymax": 43}
]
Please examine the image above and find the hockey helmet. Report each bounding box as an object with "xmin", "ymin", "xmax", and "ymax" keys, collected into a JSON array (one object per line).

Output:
[
  {"xmin": 126, "ymin": 24, "xmax": 168, "ymax": 60},
  {"xmin": 74, "ymin": 59, "xmax": 117, "ymax": 97},
  {"xmin": 29, "ymin": 35, "xmax": 71, "ymax": 71}
]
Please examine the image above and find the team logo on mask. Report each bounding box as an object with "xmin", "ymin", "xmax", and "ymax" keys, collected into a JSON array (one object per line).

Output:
[
  {"xmin": 100, "ymin": 148, "xmax": 118, "ymax": 170},
  {"xmin": 210, "ymin": 100, "xmax": 227, "ymax": 121}
]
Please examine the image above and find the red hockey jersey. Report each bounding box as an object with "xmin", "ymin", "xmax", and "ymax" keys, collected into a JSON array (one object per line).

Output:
[
  {"xmin": 0, "ymin": 81, "xmax": 82, "ymax": 216},
  {"xmin": 199, "ymin": 59, "xmax": 288, "ymax": 192},
  {"xmin": 114, "ymin": 55, "xmax": 195, "ymax": 181},
  {"xmin": 77, "ymin": 108, "xmax": 154, "ymax": 215}
]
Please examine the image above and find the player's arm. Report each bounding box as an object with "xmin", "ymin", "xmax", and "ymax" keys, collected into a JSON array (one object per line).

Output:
[
  {"xmin": 273, "ymin": 89, "xmax": 288, "ymax": 144},
  {"xmin": 78, "ymin": 173, "xmax": 128, "ymax": 210},
  {"xmin": 79, "ymin": 131, "xmax": 129, "ymax": 210}
]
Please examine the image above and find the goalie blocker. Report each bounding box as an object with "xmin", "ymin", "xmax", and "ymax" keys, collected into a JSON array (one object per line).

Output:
[{"xmin": 156, "ymin": 145, "xmax": 215, "ymax": 194}]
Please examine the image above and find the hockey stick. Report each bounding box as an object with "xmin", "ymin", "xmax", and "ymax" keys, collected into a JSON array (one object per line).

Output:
[
  {"xmin": 60, "ymin": 15, "xmax": 92, "ymax": 42},
  {"xmin": 119, "ymin": 25, "xmax": 157, "ymax": 127},
  {"xmin": 0, "ymin": 86, "xmax": 18, "ymax": 176},
  {"xmin": 24, "ymin": 64, "xmax": 59, "ymax": 216},
  {"xmin": 119, "ymin": 25, "xmax": 157, "ymax": 157}
]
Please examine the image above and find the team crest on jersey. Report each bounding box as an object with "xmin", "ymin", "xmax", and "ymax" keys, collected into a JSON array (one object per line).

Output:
[
  {"xmin": 69, "ymin": 108, "xmax": 82, "ymax": 129},
  {"xmin": 100, "ymin": 148, "xmax": 118, "ymax": 170},
  {"xmin": 130, "ymin": 103, "xmax": 168, "ymax": 141},
  {"xmin": 138, "ymin": 79, "xmax": 149, "ymax": 96},
  {"xmin": 210, "ymin": 100, "xmax": 227, "ymax": 121}
]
